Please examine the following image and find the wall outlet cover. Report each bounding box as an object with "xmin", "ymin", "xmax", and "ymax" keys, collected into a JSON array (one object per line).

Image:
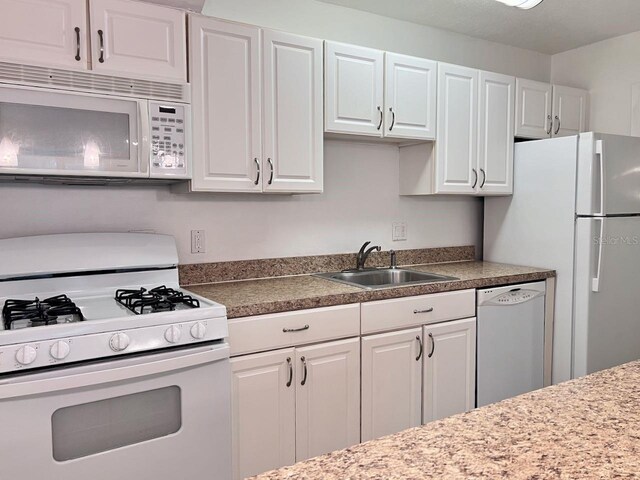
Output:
[
  {"xmin": 392, "ymin": 222, "xmax": 407, "ymax": 241},
  {"xmin": 191, "ymin": 230, "xmax": 205, "ymax": 253}
]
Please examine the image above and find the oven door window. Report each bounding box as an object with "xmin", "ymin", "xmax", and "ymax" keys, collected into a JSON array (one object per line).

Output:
[
  {"xmin": 51, "ymin": 386, "xmax": 181, "ymax": 462},
  {"xmin": 0, "ymin": 87, "xmax": 140, "ymax": 173}
]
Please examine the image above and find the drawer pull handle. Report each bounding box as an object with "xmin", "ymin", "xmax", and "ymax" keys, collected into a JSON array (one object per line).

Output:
[
  {"xmin": 301, "ymin": 356, "xmax": 308, "ymax": 386},
  {"xmin": 286, "ymin": 357, "xmax": 293, "ymax": 387},
  {"xmin": 282, "ymin": 324, "xmax": 310, "ymax": 333},
  {"xmin": 413, "ymin": 307, "xmax": 434, "ymax": 314},
  {"xmin": 416, "ymin": 335, "xmax": 423, "ymax": 361},
  {"xmin": 428, "ymin": 332, "xmax": 435, "ymax": 358}
]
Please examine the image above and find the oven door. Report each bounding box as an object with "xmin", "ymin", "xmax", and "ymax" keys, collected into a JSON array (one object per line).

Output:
[
  {"xmin": 0, "ymin": 343, "xmax": 231, "ymax": 480},
  {"xmin": 0, "ymin": 85, "xmax": 149, "ymax": 178}
]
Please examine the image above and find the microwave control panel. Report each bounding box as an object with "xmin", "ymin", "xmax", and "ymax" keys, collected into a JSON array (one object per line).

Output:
[{"xmin": 149, "ymin": 102, "xmax": 188, "ymax": 177}]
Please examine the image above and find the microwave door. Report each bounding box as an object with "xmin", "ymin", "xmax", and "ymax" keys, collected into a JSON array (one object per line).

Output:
[{"xmin": 0, "ymin": 85, "xmax": 146, "ymax": 178}]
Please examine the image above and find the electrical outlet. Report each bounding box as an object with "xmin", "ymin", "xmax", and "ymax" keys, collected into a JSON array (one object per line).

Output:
[
  {"xmin": 191, "ymin": 230, "xmax": 205, "ymax": 253},
  {"xmin": 392, "ymin": 222, "xmax": 407, "ymax": 241}
]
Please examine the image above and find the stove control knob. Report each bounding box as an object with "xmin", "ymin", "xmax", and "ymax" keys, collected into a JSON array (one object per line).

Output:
[
  {"xmin": 16, "ymin": 345, "xmax": 37, "ymax": 365},
  {"xmin": 164, "ymin": 325, "xmax": 182, "ymax": 344},
  {"xmin": 190, "ymin": 322, "xmax": 206, "ymax": 340},
  {"xmin": 50, "ymin": 340, "xmax": 70, "ymax": 360},
  {"xmin": 109, "ymin": 332, "xmax": 131, "ymax": 352}
]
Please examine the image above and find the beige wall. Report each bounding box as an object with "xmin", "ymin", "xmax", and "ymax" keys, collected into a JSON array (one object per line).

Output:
[{"xmin": 551, "ymin": 29, "xmax": 640, "ymax": 136}]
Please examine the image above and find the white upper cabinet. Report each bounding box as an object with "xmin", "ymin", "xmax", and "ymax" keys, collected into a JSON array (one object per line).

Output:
[
  {"xmin": 435, "ymin": 63, "xmax": 479, "ymax": 193},
  {"xmin": 189, "ymin": 16, "xmax": 262, "ymax": 192},
  {"xmin": 231, "ymin": 349, "xmax": 296, "ymax": 480},
  {"xmin": 515, "ymin": 78, "xmax": 553, "ymax": 139},
  {"xmin": 0, "ymin": 0, "xmax": 88, "ymax": 70},
  {"xmin": 384, "ymin": 53, "xmax": 437, "ymax": 140},
  {"xmin": 552, "ymin": 85, "xmax": 588, "ymax": 137},
  {"xmin": 89, "ymin": 0, "xmax": 186, "ymax": 82},
  {"xmin": 361, "ymin": 328, "xmax": 423, "ymax": 442},
  {"xmin": 295, "ymin": 338, "xmax": 360, "ymax": 461},
  {"xmin": 262, "ymin": 30, "xmax": 323, "ymax": 193},
  {"xmin": 325, "ymin": 42, "xmax": 384, "ymax": 136},
  {"xmin": 423, "ymin": 318, "xmax": 476, "ymax": 423},
  {"xmin": 478, "ymin": 71, "xmax": 515, "ymax": 195},
  {"xmin": 516, "ymin": 78, "xmax": 588, "ymax": 139}
]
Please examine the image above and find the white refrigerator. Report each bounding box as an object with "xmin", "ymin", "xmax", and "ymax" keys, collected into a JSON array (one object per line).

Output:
[{"xmin": 485, "ymin": 132, "xmax": 640, "ymax": 383}]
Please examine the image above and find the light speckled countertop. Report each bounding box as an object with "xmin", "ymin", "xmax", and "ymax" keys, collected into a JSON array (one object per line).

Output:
[
  {"xmin": 253, "ymin": 360, "xmax": 640, "ymax": 479},
  {"xmin": 186, "ymin": 261, "xmax": 554, "ymax": 318}
]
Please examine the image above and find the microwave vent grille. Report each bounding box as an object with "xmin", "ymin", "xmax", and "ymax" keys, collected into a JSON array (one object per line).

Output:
[{"xmin": 0, "ymin": 62, "xmax": 188, "ymax": 102}]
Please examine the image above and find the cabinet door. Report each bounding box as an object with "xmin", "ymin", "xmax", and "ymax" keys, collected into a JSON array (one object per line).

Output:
[
  {"xmin": 189, "ymin": 16, "xmax": 262, "ymax": 192},
  {"xmin": 478, "ymin": 71, "xmax": 515, "ymax": 196},
  {"xmin": 90, "ymin": 0, "xmax": 186, "ymax": 82},
  {"xmin": 552, "ymin": 85, "xmax": 588, "ymax": 137},
  {"xmin": 231, "ymin": 349, "xmax": 296, "ymax": 480},
  {"xmin": 263, "ymin": 30, "xmax": 323, "ymax": 193},
  {"xmin": 435, "ymin": 63, "xmax": 479, "ymax": 194},
  {"xmin": 515, "ymin": 78, "xmax": 552, "ymax": 139},
  {"xmin": 0, "ymin": 0, "xmax": 88, "ymax": 70},
  {"xmin": 296, "ymin": 338, "xmax": 360, "ymax": 461},
  {"xmin": 423, "ymin": 318, "xmax": 476, "ymax": 423},
  {"xmin": 384, "ymin": 52, "xmax": 437, "ymax": 140},
  {"xmin": 325, "ymin": 41, "xmax": 384, "ymax": 136},
  {"xmin": 361, "ymin": 328, "xmax": 422, "ymax": 442}
]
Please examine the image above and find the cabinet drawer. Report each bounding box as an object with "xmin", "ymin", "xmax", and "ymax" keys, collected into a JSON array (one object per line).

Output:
[
  {"xmin": 229, "ymin": 304, "xmax": 360, "ymax": 356},
  {"xmin": 361, "ymin": 290, "xmax": 475, "ymax": 334}
]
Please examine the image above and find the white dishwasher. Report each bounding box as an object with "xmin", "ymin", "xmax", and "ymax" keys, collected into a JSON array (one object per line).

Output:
[{"xmin": 476, "ymin": 281, "xmax": 545, "ymax": 407}]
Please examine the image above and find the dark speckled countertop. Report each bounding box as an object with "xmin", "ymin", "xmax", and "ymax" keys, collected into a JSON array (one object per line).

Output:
[
  {"xmin": 252, "ymin": 360, "xmax": 640, "ymax": 479},
  {"xmin": 186, "ymin": 261, "xmax": 554, "ymax": 319}
]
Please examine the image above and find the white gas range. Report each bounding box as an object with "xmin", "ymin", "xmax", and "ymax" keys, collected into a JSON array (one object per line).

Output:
[{"xmin": 0, "ymin": 233, "xmax": 232, "ymax": 480}]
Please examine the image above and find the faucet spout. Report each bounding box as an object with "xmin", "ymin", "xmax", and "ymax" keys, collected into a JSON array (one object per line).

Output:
[{"xmin": 357, "ymin": 243, "xmax": 381, "ymax": 270}]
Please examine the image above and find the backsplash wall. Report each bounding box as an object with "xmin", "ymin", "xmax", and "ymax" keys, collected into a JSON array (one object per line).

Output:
[{"xmin": 0, "ymin": 141, "xmax": 483, "ymax": 264}]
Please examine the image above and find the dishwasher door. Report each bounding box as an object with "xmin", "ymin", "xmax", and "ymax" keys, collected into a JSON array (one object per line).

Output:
[{"xmin": 476, "ymin": 281, "xmax": 545, "ymax": 407}]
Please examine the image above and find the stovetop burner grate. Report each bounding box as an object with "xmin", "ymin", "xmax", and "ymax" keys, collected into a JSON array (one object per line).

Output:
[
  {"xmin": 2, "ymin": 294, "xmax": 85, "ymax": 330},
  {"xmin": 115, "ymin": 286, "xmax": 200, "ymax": 315}
]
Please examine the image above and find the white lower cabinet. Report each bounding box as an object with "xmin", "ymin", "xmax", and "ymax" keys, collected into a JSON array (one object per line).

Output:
[
  {"xmin": 231, "ymin": 338, "xmax": 360, "ymax": 479},
  {"xmin": 423, "ymin": 318, "xmax": 477, "ymax": 423},
  {"xmin": 361, "ymin": 328, "xmax": 422, "ymax": 442},
  {"xmin": 230, "ymin": 348, "xmax": 296, "ymax": 480}
]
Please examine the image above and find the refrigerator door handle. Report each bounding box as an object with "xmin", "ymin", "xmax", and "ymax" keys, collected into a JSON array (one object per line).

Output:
[
  {"xmin": 595, "ymin": 140, "xmax": 605, "ymax": 216},
  {"xmin": 592, "ymin": 218, "xmax": 605, "ymax": 292}
]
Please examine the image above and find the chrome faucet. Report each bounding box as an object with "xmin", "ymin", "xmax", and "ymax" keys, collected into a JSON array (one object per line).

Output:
[{"xmin": 356, "ymin": 241, "xmax": 381, "ymax": 270}]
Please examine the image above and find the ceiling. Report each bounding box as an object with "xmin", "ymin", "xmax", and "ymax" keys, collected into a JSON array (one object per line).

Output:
[{"xmin": 317, "ymin": 0, "xmax": 640, "ymax": 55}]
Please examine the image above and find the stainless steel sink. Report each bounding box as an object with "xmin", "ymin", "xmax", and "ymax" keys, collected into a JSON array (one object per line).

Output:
[{"xmin": 315, "ymin": 268, "xmax": 458, "ymax": 290}]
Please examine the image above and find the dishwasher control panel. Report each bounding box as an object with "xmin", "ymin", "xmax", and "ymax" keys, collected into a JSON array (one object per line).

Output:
[{"xmin": 477, "ymin": 281, "xmax": 546, "ymax": 306}]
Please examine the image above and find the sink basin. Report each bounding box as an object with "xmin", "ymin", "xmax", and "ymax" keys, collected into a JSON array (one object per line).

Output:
[{"xmin": 315, "ymin": 268, "xmax": 458, "ymax": 290}]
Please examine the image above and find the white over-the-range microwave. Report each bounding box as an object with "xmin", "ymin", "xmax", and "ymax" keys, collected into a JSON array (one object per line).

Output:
[{"xmin": 0, "ymin": 83, "xmax": 190, "ymax": 183}]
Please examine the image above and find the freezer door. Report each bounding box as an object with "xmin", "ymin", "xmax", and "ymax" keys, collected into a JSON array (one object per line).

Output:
[
  {"xmin": 576, "ymin": 132, "xmax": 640, "ymax": 216},
  {"xmin": 574, "ymin": 217, "xmax": 640, "ymax": 377}
]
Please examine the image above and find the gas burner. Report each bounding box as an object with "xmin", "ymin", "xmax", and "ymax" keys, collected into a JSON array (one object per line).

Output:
[
  {"xmin": 115, "ymin": 286, "xmax": 200, "ymax": 315},
  {"xmin": 2, "ymin": 294, "xmax": 84, "ymax": 330}
]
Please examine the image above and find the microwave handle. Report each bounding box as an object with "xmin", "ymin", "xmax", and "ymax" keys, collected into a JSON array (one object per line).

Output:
[
  {"xmin": 138, "ymin": 100, "xmax": 150, "ymax": 175},
  {"xmin": 0, "ymin": 344, "xmax": 229, "ymax": 400}
]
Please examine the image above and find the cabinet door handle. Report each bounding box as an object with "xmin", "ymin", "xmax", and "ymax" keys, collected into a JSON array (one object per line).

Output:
[
  {"xmin": 267, "ymin": 157, "xmax": 274, "ymax": 185},
  {"xmin": 253, "ymin": 157, "xmax": 260, "ymax": 185},
  {"xmin": 413, "ymin": 307, "xmax": 434, "ymax": 314},
  {"xmin": 282, "ymin": 324, "xmax": 309, "ymax": 333},
  {"xmin": 416, "ymin": 335, "xmax": 423, "ymax": 361},
  {"xmin": 546, "ymin": 114, "xmax": 552, "ymax": 135},
  {"xmin": 74, "ymin": 27, "xmax": 81, "ymax": 61},
  {"xmin": 300, "ymin": 356, "xmax": 308, "ymax": 386},
  {"xmin": 427, "ymin": 332, "xmax": 435, "ymax": 358},
  {"xmin": 97, "ymin": 29, "xmax": 105, "ymax": 63},
  {"xmin": 471, "ymin": 168, "xmax": 478, "ymax": 189},
  {"xmin": 376, "ymin": 106, "xmax": 383, "ymax": 130},
  {"xmin": 554, "ymin": 115, "xmax": 561, "ymax": 135},
  {"xmin": 389, "ymin": 107, "xmax": 395, "ymax": 131},
  {"xmin": 480, "ymin": 168, "xmax": 486, "ymax": 189},
  {"xmin": 286, "ymin": 357, "xmax": 293, "ymax": 387}
]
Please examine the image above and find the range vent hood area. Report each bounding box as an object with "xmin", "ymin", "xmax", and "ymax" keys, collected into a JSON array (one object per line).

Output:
[{"xmin": 136, "ymin": 0, "xmax": 205, "ymax": 12}]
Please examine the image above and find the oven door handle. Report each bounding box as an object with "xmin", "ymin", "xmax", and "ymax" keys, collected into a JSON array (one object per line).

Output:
[{"xmin": 0, "ymin": 344, "xmax": 229, "ymax": 400}]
